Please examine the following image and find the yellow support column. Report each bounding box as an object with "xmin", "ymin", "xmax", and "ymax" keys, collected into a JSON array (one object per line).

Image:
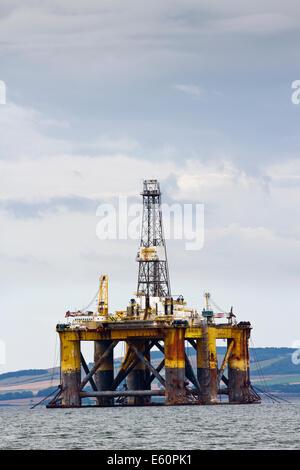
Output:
[
  {"xmin": 60, "ymin": 333, "xmax": 81, "ymax": 407},
  {"xmin": 228, "ymin": 328, "xmax": 250, "ymax": 403},
  {"xmin": 164, "ymin": 328, "xmax": 186, "ymax": 405},
  {"xmin": 197, "ymin": 325, "xmax": 218, "ymax": 404}
]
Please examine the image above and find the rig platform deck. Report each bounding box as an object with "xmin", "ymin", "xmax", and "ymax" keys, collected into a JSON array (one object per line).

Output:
[{"xmin": 47, "ymin": 322, "xmax": 260, "ymax": 407}]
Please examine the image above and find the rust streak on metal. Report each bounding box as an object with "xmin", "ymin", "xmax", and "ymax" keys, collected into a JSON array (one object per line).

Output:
[{"xmin": 217, "ymin": 340, "xmax": 234, "ymax": 388}]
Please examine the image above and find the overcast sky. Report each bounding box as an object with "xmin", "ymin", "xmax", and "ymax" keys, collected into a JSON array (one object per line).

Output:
[{"xmin": 1, "ymin": 0, "xmax": 300, "ymax": 372}]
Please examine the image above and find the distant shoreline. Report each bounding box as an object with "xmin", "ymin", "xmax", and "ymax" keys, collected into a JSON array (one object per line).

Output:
[{"xmin": 1, "ymin": 347, "xmax": 299, "ymax": 406}]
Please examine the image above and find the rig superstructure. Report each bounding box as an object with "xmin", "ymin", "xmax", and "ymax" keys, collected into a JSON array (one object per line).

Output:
[{"xmin": 48, "ymin": 180, "xmax": 260, "ymax": 407}]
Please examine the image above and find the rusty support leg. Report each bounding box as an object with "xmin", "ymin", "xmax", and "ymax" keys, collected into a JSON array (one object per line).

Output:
[
  {"xmin": 164, "ymin": 329, "xmax": 186, "ymax": 405},
  {"xmin": 94, "ymin": 340, "xmax": 114, "ymax": 406},
  {"xmin": 228, "ymin": 328, "xmax": 251, "ymax": 403},
  {"xmin": 197, "ymin": 326, "xmax": 218, "ymax": 404},
  {"xmin": 60, "ymin": 334, "xmax": 81, "ymax": 407}
]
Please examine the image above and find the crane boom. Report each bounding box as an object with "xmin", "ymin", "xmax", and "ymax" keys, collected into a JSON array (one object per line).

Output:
[{"xmin": 98, "ymin": 275, "xmax": 108, "ymax": 316}]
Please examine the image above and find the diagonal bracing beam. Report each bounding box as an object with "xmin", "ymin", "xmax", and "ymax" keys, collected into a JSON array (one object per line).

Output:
[
  {"xmin": 80, "ymin": 353, "xmax": 98, "ymax": 391},
  {"xmin": 127, "ymin": 341, "xmax": 166, "ymax": 388},
  {"xmin": 184, "ymin": 352, "xmax": 201, "ymax": 396},
  {"xmin": 79, "ymin": 340, "xmax": 119, "ymax": 391},
  {"xmin": 220, "ymin": 373, "xmax": 228, "ymax": 386},
  {"xmin": 148, "ymin": 358, "xmax": 165, "ymax": 385},
  {"xmin": 187, "ymin": 339, "xmax": 197, "ymax": 350},
  {"xmin": 112, "ymin": 340, "xmax": 155, "ymax": 390},
  {"xmin": 111, "ymin": 349, "xmax": 136, "ymax": 391},
  {"xmin": 153, "ymin": 340, "xmax": 164, "ymax": 354},
  {"xmin": 47, "ymin": 387, "xmax": 62, "ymax": 406}
]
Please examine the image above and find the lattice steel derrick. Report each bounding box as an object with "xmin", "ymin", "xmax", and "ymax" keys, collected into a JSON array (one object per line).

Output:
[{"xmin": 137, "ymin": 180, "xmax": 171, "ymax": 297}]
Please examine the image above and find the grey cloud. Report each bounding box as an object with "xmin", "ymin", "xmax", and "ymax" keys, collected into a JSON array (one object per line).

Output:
[
  {"xmin": 1, "ymin": 196, "xmax": 100, "ymax": 218},
  {"xmin": 174, "ymin": 84, "xmax": 204, "ymax": 98},
  {"xmin": 1, "ymin": 1, "xmax": 299, "ymax": 174},
  {"xmin": 0, "ymin": 104, "xmax": 71, "ymax": 160},
  {"xmin": 1, "ymin": 2, "xmax": 299, "ymax": 60}
]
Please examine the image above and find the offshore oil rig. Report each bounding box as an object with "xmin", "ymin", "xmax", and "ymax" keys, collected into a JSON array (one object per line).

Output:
[{"xmin": 48, "ymin": 180, "xmax": 260, "ymax": 408}]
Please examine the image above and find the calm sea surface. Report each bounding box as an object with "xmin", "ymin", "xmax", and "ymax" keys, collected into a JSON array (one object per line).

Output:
[{"xmin": 0, "ymin": 402, "xmax": 299, "ymax": 450}]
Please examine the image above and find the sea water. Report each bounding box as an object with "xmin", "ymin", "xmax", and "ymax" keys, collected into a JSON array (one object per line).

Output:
[{"xmin": 0, "ymin": 402, "xmax": 299, "ymax": 450}]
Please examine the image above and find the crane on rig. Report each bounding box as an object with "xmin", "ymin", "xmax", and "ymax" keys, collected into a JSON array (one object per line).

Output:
[{"xmin": 98, "ymin": 275, "xmax": 108, "ymax": 316}]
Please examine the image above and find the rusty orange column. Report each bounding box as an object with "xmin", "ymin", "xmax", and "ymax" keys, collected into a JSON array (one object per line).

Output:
[
  {"xmin": 228, "ymin": 327, "xmax": 250, "ymax": 403},
  {"xmin": 60, "ymin": 334, "xmax": 81, "ymax": 407},
  {"xmin": 197, "ymin": 325, "xmax": 218, "ymax": 404},
  {"xmin": 164, "ymin": 328, "xmax": 186, "ymax": 405}
]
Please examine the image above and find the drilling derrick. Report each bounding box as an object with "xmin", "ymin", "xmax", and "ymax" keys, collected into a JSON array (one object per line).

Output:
[{"xmin": 137, "ymin": 180, "xmax": 171, "ymax": 298}]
